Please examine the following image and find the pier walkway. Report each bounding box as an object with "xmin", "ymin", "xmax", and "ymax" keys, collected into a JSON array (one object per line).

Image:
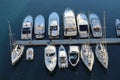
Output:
[{"xmin": 13, "ymin": 38, "xmax": 120, "ymax": 46}]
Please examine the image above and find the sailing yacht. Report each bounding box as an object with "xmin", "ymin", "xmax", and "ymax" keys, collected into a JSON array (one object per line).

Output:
[
  {"xmin": 11, "ymin": 45, "xmax": 24, "ymax": 65},
  {"xmin": 21, "ymin": 15, "xmax": 33, "ymax": 39},
  {"xmin": 95, "ymin": 12, "xmax": 108, "ymax": 69},
  {"xmin": 34, "ymin": 15, "xmax": 45, "ymax": 39},
  {"xmin": 48, "ymin": 12, "xmax": 60, "ymax": 38},
  {"xmin": 89, "ymin": 13, "xmax": 102, "ymax": 37},
  {"xmin": 95, "ymin": 43, "xmax": 108, "ymax": 69},
  {"xmin": 26, "ymin": 48, "xmax": 34, "ymax": 61},
  {"xmin": 58, "ymin": 45, "xmax": 68, "ymax": 68},
  {"xmin": 44, "ymin": 45, "xmax": 57, "ymax": 72},
  {"xmin": 68, "ymin": 46, "xmax": 80, "ymax": 67},
  {"xmin": 81, "ymin": 44, "xmax": 94, "ymax": 71},
  {"xmin": 63, "ymin": 8, "xmax": 77, "ymax": 36},
  {"xmin": 77, "ymin": 11, "xmax": 89, "ymax": 38},
  {"xmin": 115, "ymin": 19, "xmax": 120, "ymax": 37}
]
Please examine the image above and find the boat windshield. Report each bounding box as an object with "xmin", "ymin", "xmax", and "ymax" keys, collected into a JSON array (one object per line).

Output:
[
  {"xmin": 51, "ymin": 26, "xmax": 58, "ymax": 30},
  {"xmin": 117, "ymin": 24, "xmax": 120, "ymax": 30},
  {"xmin": 46, "ymin": 52, "xmax": 55, "ymax": 57},
  {"xmin": 79, "ymin": 25, "xmax": 88, "ymax": 32},
  {"xmin": 60, "ymin": 57, "xmax": 66, "ymax": 63},
  {"xmin": 93, "ymin": 27, "xmax": 100, "ymax": 32},
  {"xmin": 22, "ymin": 28, "xmax": 30, "ymax": 34},
  {"xmin": 70, "ymin": 52, "xmax": 78, "ymax": 59}
]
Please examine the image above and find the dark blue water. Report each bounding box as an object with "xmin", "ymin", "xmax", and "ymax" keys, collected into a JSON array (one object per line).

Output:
[{"xmin": 0, "ymin": 0, "xmax": 120, "ymax": 80}]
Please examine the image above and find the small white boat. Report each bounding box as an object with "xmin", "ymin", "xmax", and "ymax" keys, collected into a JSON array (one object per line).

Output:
[
  {"xmin": 77, "ymin": 12, "xmax": 89, "ymax": 38},
  {"xmin": 11, "ymin": 45, "xmax": 24, "ymax": 65},
  {"xmin": 21, "ymin": 15, "xmax": 33, "ymax": 39},
  {"xmin": 81, "ymin": 44, "xmax": 94, "ymax": 71},
  {"xmin": 44, "ymin": 45, "xmax": 57, "ymax": 72},
  {"xmin": 34, "ymin": 15, "xmax": 45, "ymax": 39},
  {"xmin": 89, "ymin": 13, "xmax": 102, "ymax": 37},
  {"xmin": 95, "ymin": 43, "xmax": 108, "ymax": 69},
  {"xmin": 58, "ymin": 45, "xmax": 68, "ymax": 68},
  {"xmin": 48, "ymin": 12, "xmax": 60, "ymax": 38},
  {"xmin": 68, "ymin": 46, "xmax": 80, "ymax": 67},
  {"xmin": 63, "ymin": 8, "xmax": 77, "ymax": 36},
  {"xmin": 26, "ymin": 48, "xmax": 34, "ymax": 61},
  {"xmin": 115, "ymin": 19, "xmax": 120, "ymax": 37}
]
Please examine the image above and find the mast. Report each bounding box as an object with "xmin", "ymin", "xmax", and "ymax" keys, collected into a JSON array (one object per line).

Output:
[
  {"xmin": 103, "ymin": 10, "xmax": 107, "ymax": 47},
  {"xmin": 87, "ymin": 10, "xmax": 90, "ymax": 45},
  {"xmin": 8, "ymin": 20, "xmax": 14, "ymax": 53}
]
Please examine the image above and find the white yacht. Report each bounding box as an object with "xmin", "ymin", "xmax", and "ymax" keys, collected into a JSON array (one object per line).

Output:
[
  {"xmin": 58, "ymin": 45, "xmax": 68, "ymax": 68},
  {"xmin": 95, "ymin": 43, "xmax": 108, "ymax": 69},
  {"xmin": 77, "ymin": 12, "xmax": 89, "ymax": 38},
  {"xmin": 81, "ymin": 44, "xmax": 94, "ymax": 71},
  {"xmin": 44, "ymin": 45, "xmax": 57, "ymax": 72},
  {"xmin": 115, "ymin": 19, "xmax": 120, "ymax": 37},
  {"xmin": 63, "ymin": 8, "xmax": 77, "ymax": 36},
  {"xmin": 48, "ymin": 12, "xmax": 60, "ymax": 38},
  {"xmin": 68, "ymin": 46, "xmax": 80, "ymax": 67},
  {"xmin": 21, "ymin": 15, "xmax": 33, "ymax": 39},
  {"xmin": 11, "ymin": 45, "xmax": 24, "ymax": 65},
  {"xmin": 26, "ymin": 48, "xmax": 34, "ymax": 61},
  {"xmin": 89, "ymin": 13, "xmax": 102, "ymax": 37},
  {"xmin": 34, "ymin": 15, "xmax": 45, "ymax": 39}
]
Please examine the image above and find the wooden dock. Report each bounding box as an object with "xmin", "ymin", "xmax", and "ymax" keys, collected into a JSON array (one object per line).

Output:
[{"xmin": 13, "ymin": 38, "xmax": 120, "ymax": 46}]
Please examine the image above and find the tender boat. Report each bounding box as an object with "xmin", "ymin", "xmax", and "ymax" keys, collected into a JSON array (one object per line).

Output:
[
  {"xmin": 44, "ymin": 45, "xmax": 57, "ymax": 72},
  {"xmin": 81, "ymin": 44, "xmax": 94, "ymax": 71},
  {"xmin": 115, "ymin": 19, "xmax": 120, "ymax": 37},
  {"xmin": 68, "ymin": 46, "xmax": 80, "ymax": 67},
  {"xmin": 77, "ymin": 11, "xmax": 89, "ymax": 38},
  {"xmin": 63, "ymin": 8, "xmax": 77, "ymax": 36},
  {"xmin": 58, "ymin": 45, "xmax": 68, "ymax": 68},
  {"xmin": 34, "ymin": 15, "xmax": 45, "ymax": 39},
  {"xmin": 89, "ymin": 13, "xmax": 102, "ymax": 37},
  {"xmin": 48, "ymin": 12, "xmax": 60, "ymax": 38},
  {"xmin": 95, "ymin": 43, "xmax": 108, "ymax": 69},
  {"xmin": 11, "ymin": 45, "xmax": 24, "ymax": 65},
  {"xmin": 26, "ymin": 48, "xmax": 34, "ymax": 61},
  {"xmin": 21, "ymin": 15, "xmax": 33, "ymax": 39}
]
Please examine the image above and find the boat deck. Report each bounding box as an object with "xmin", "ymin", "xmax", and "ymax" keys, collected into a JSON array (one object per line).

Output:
[{"xmin": 13, "ymin": 38, "xmax": 120, "ymax": 46}]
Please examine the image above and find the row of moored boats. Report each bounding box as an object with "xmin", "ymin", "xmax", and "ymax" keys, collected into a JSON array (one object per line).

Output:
[
  {"xmin": 21, "ymin": 8, "xmax": 103, "ymax": 40},
  {"xmin": 11, "ymin": 43, "xmax": 108, "ymax": 72}
]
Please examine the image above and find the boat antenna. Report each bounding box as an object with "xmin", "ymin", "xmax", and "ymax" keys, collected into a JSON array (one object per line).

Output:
[{"xmin": 8, "ymin": 20, "xmax": 14, "ymax": 53}]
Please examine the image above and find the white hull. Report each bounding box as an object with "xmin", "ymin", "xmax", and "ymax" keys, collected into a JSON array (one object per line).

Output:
[
  {"xmin": 95, "ymin": 43, "xmax": 108, "ymax": 69},
  {"xmin": 21, "ymin": 15, "xmax": 33, "ymax": 39},
  {"xmin": 11, "ymin": 45, "xmax": 24, "ymax": 65},
  {"xmin": 81, "ymin": 44, "xmax": 94, "ymax": 71},
  {"xmin": 89, "ymin": 13, "xmax": 102, "ymax": 38},
  {"xmin": 58, "ymin": 45, "xmax": 68, "ymax": 68},
  {"xmin": 44, "ymin": 45, "xmax": 57, "ymax": 72},
  {"xmin": 34, "ymin": 15, "xmax": 45, "ymax": 39},
  {"xmin": 48, "ymin": 12, "xmax": 60, "ymax": 38},
  {"xmin": 77, "ymin": 12, "xmax": 89, "ymax": 38},
  {"xmin": 115, "ymin": 19, "xmax": 120, "ymax": 37},
  {"xmin": 69, "ymin": 46, "xmax": 80, "ymax": 67},
  {"xmin": 26, "ymin": 48, "xmax": 34, "ymax": 60},
  {"xmin": 63, "ymin": 8, "xmax": 77, "ymax": 36}
]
